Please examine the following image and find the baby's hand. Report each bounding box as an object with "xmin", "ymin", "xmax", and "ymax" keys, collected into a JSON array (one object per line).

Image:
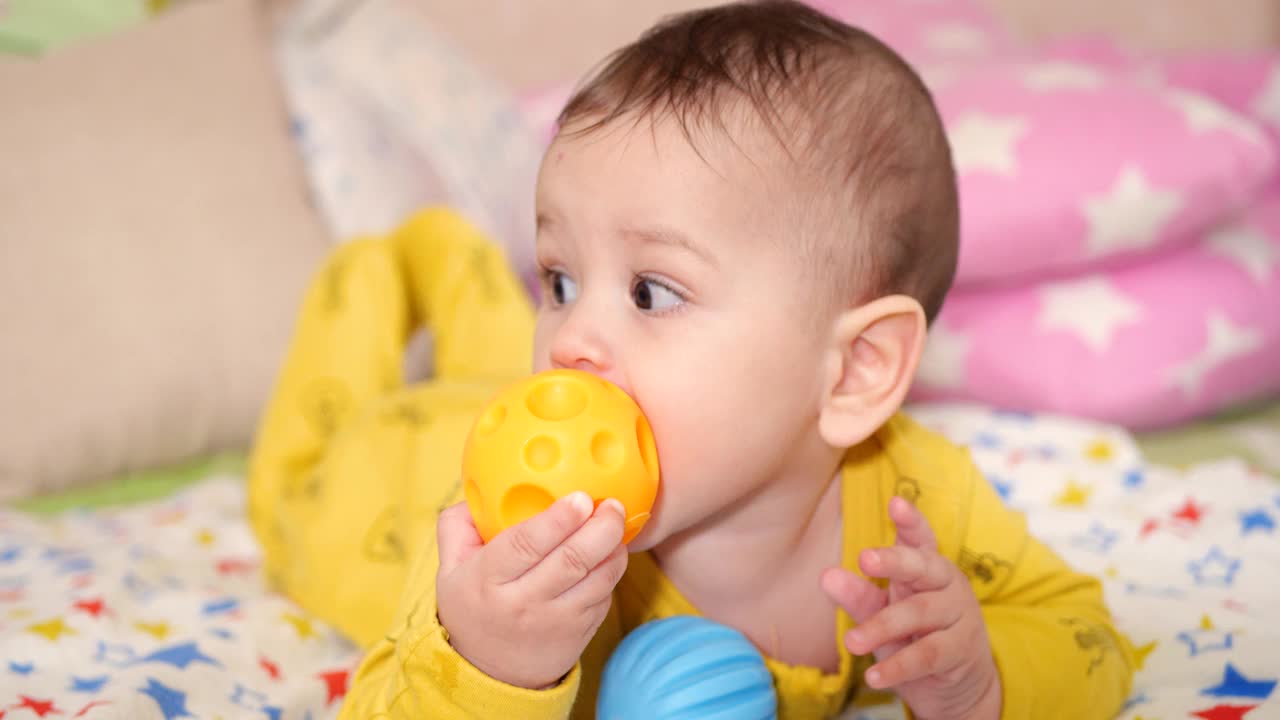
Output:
[
  {"xmin": 821, "ymin": 497, "xmax": 1002, "ymax": 720},
  {"xmin": 435, "ymin": 492, "xmax": 628, "ymax": 690}
]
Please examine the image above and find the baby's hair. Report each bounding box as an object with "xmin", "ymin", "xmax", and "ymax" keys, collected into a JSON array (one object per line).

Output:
[{"xmin": 557, "ymin": 0, "xmax": 959, "ymax": 323}]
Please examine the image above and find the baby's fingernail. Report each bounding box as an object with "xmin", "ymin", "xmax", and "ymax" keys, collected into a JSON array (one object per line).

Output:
[
  {"xmin": 601, "ymin": 498, "xmax": 626, "ymax": 519},
  {"xmin": 847, "ymin": 629, "xmax": 865, "ymax": 649},
  {"xmin": 866, "ymin": 667, "xmax": 882, "ymax": 687},
  {"xmin": 563, "ymin": 492, "xmax": 593, "ymax": 517}
]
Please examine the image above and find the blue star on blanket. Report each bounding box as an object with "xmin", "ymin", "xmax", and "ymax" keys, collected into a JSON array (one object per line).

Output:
[
  {"xmin": 136, "ymin": 642, "xmax": 220, "ymax": 670},
  {"xmin": 1201, "ymin": 663, "xmax": 1277, "ymax": 700},
  {"xmin": 139, "ymin": 677, "xmax": 194, "ymax": 720},
  {"xmin": 94, "ymin": 641, "xmax": 136, "ymax": 666},
  {"xmin": 1188, "ymin": 546, "xmax": 1242, "ymax": 587},
  {"xmin": 1178, "ymin": 625, "xmax": 1234, "ymax": 657},
  {"xmin": 70, "ymin": 675, "xmax": 110, "ymax": 692},
  {"xmin": 202, "ymin": 597, "xmax": 240, "ymax": 616},
  {"xmin": 1070, "ymin": 522, "xmax": 1118, "ymax": 554},
  {"xmin": 1239, "ymin": 508, "xmax": 1274, "ymax": 535},
  {"xmin": 990, "ymin": 477, "xmax": 1014, "ymax": 501}
]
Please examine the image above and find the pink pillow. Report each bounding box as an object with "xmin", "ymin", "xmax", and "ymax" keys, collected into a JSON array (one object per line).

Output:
[
  {"xmin": 932, "ymin": 60, "xmax": 1275, "ymax": 288},
  {"xmin": 1037, "ymin": 38, "xmax": 1280, "ymax": 139},
  {"xmin": 913, "ymin": 184, "xmax": 1280, "ymax": 430}
]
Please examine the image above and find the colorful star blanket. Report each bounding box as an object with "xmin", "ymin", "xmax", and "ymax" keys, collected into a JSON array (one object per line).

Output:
[{"xmin": 0, "ymin": 405, "xmax": 1275, "ymax": 719}]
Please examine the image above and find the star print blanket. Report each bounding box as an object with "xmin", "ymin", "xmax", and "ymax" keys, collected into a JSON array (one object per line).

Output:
[{"xmin": 0, "ymin": 405, "xmax": 1276, "ymax": 719}]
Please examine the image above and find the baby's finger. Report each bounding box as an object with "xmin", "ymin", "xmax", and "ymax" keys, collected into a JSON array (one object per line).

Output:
[
  {"xmin": 844, "ymin": 591, "xmax": 961, "ymax": 656},
  {"xmin": 555, "ymin": 543, "xmax": 629, "ymax": 608},
  {"xmin": 437, "ymin": 502, "xmax": 484, "ymax": 577},
  {"xmin": 859, "ymin": 546, "xmax": 954, "ymax": 593},
  {"xmin": 889, "ymin": 496, "xmax": 938, "ymax": 551},
  {"xmin": 524, "ymin": 499, "xmax": 626, "ymax": 599},
  {"xmin": 865, "ymin": 631, "xmax": 961, "ymax": 689},
  {"xmin": 486, "ymin": 491, "xmax": 594, "ymax": 582},
  {"xmin": 820, "ymin": 567, "xmax": 887, "ymax": 625}
]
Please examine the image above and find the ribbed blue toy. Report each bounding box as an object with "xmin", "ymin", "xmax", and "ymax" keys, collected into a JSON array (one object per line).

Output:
[{"xmin": 597, "ymin": 616, "xmax": 778, "ymax": 720}]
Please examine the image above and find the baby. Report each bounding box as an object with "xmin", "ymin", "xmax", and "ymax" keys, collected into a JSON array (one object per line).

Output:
[{"xmin": 249, "ymin": 1, "xmax": 1135, "ymax": 718}]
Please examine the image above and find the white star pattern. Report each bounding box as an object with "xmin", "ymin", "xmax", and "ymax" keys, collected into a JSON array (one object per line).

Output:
[
  {"xmin": 1251, "ymin": 61, "xmax": 1280, "ymax": 130},
  {"xmin": 924, "ymin": 23, "xmax": 989, "ymax": 55},
  {"xmin": 1082, "ymin": 166, "xmax": 1183, "ymax": 256},
  {"xmin": 947, "ymin": 112, "xmax": 1029, "ymax": 177},
  {"xmin": 1037, "ymin": 276, "xmax": 1143, "ymax": 353},
  {"xmin": 1206, "ymin": 224, "xmax": 1278, "ymax": 284},
  {"xmin": 1020, "ymin": 62, "xmax": 1105, "ymax": 92},
  {"xmin": 917, "ymin": 321, "xmax": 971, "ymax": 389},
  {"xmin": 1166, "ymin": 90, "xmax": 1267, "ymax": 146},
  {"xmin": 1168, "ymin": 312, "xmax": 1262, "ymax": 397}
]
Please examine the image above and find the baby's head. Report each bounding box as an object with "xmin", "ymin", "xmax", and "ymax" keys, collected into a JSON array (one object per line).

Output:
[{"xmin": 531, "ymin": 0, "xmax": 958, "ymax": 549}]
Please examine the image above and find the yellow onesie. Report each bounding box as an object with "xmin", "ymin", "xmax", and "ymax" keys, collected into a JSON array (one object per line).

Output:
[{"xmin": 249, "ymin": 209, "xmax": 1135, "ymax": 720}]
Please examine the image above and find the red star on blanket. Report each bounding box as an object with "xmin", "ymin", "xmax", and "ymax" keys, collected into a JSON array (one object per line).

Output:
[
  {"xmin": 1173, "ymin": 497, "xmax": 1207, "ymax": 526},
  {"xmin": 1193, "ymin": 704, "xmax": 1258, "ymax": 720},
  {"xmin": 74, "ymin": 700, "xmax": 111, "ymax": 718},
  {"xmin": 1139, "ymin": 518, "xmax": 1160, "ymax": 538},
  {"xmin": 12, "ymin": 697, "xmax": 60, "ymax": 718},
  {"xmin": 73, "ymin": 598, "xmax": 107, "ymax": 618},
  {"xmin": 318, "ymin": 669, "xmax": 350, "ymax": 705},
  {"xmin": 260, "ymin": 656, "xmax": 281, "ymax": 681},
  {"xmin": 216, "ymin": 558, "xmax": 258, "ymax": 575}
]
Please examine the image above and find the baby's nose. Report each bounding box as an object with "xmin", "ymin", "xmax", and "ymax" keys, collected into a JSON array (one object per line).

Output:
[{"xmin": 548, "ymin": 313, "xmax": 613, "ymax": 377}]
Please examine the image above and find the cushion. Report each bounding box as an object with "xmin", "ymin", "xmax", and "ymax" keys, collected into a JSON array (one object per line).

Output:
[
  {"xmin": 932, "ymin": 59, "xmax": 1274, "ymax": 288},
  {"xmin": 276, "ymin": 0, "xmax": 544, "ymax": 278},
  {"xmin": 0, "ymin": 0, "xmax": 329, "ymax": 500},
  {"xmin": 912, "ymin": 184, "xmax": 1280, "ymax": 430}
]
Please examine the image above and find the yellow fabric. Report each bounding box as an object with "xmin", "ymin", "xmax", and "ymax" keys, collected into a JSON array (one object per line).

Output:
[{"xmin": 249, "ymin": 209, "xmax": 1135, "ymax": 720}]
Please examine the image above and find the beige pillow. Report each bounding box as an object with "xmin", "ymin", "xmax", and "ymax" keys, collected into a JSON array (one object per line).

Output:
[
  {"xmin": 0, "ymin": 0, "xmax": 328, "ymax": 500},
  {"xmin": 404, "ymin": 0, "xmax": 718, "ymax": 89}
]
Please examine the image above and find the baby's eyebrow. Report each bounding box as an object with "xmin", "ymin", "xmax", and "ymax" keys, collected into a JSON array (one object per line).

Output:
[{"xmin": 621, "ymin": 225, "xmax": 719, "ymax": 268}]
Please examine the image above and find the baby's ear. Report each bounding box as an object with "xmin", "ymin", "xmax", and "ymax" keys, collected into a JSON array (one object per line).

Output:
[{"xmin": 818, "ymin": 296, "xmax": 927, "ymax": 448}]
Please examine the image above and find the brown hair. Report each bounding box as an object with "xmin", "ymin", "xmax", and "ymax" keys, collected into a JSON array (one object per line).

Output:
[{"xmin": 556, "ymin": 0, "xmax": 959, "ymax": 323}]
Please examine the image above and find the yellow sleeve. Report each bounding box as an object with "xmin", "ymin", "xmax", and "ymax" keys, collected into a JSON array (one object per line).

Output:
[
  {"xmin": 950, "ymin": 460, "xmax": 1135, "ymax": 719},
  {"xmin": 880, "ymin": 416, "xmax": 1134, "ymax": 719}
]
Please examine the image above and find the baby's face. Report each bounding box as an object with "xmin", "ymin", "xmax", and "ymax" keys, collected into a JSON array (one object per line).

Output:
[{"xmin": 532, "ymin": 116, "xmax": 833, "ymax": 551}]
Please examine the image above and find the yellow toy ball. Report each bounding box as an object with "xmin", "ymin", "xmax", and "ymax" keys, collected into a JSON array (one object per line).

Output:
[{"xmin": 462, "ymin": 369, "xmax": 661, "ymax": 544}]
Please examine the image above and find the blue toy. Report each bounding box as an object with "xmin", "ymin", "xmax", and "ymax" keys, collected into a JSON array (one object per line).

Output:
[{"xmin": 597, "ymin": 616, "xmax": 778, "ymax": 720}]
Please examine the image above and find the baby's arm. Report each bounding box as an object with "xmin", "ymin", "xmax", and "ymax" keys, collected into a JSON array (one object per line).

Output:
[
  {"xmin": 826, "ymin": 465, "xmax": 1134, "ymax": 719},
  {"xmin": 956, "ymin": 467, "xmax": 1135, "ymax": 718}
]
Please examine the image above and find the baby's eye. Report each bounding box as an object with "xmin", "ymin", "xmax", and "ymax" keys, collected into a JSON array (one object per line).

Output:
[
  {"xmin": 545, "ymin": 270, "xmax": 579, "ymax": 307},
  {"xmin": 631, "ymin": 277, "xmax": 684, "ymax": 313}
]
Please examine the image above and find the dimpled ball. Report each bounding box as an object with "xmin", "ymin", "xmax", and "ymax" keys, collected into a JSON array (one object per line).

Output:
[
  {"xmin": 462, "ymin": 369, "xmax": 661, "ymax": 544},
  {"xmin": 597, "ymin": 616, "xmax": 778, "ymax": 720}
]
